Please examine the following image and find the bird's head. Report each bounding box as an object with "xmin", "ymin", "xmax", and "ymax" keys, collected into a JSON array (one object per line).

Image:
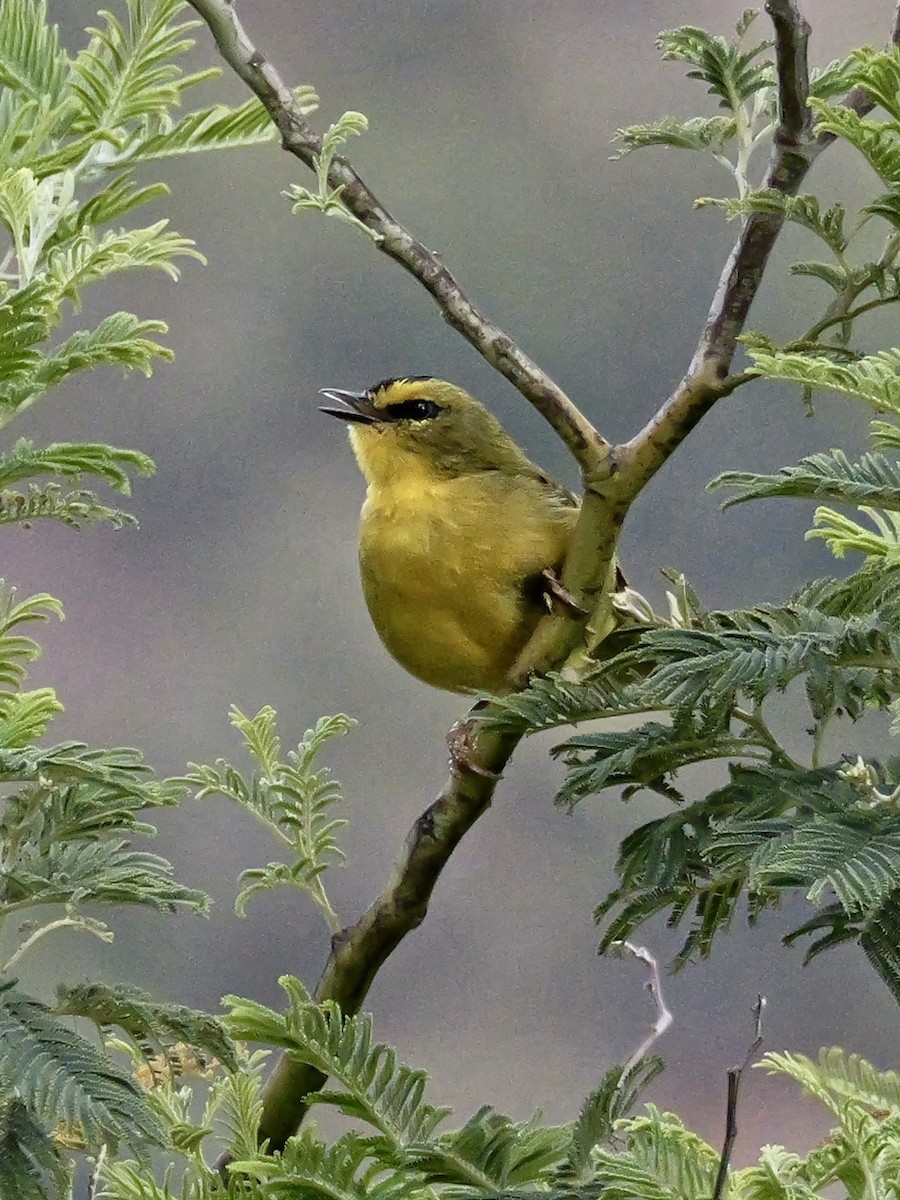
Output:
[{"xmin": 320, "ymin": 376, "xmax": 532, "ymax": 487}]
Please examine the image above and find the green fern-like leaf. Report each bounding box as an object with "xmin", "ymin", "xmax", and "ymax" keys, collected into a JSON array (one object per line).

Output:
[
  {"xmin": 0, "ymin": 485, "xmax": 139, "ymax": 530},
  {"xmin": 750, "ymin": 812, "xmax": 900, "ymax": 918},
  {"xmin": 208, "ymin": 1049, "xmax": 267, "ymax": 1163},
  {"xmin": 587, "ymin": 1150, "xmax": 683, "ymax": 1200},
  {"xmin": 806, "ymin": 505, "xmax": 900, "ymax": 561},
  {"xmin": 745, "ymin": 345, "xmax": 900, "ymax": 414},
  {"xmin": 759, "ymin": 1047, "xmax": 900, "ymax": 1118},
  {"xmin": 862, "ymin": 182, "xmax": 900, "ymax": 232},
  {"xmin": 789, "ymin": 258, "xmax": 860, "ymax": 294},
  {"xmin": 712, "ymin": 449, "xmax": 900, "ymax": 511},
  {"xmin": 612, "ymin": 115, "xmax": 736, "ymax": 158},
  {"xmin": 69, "ymin": 0, "xmax": 216, "ymax": 136},
  {"xmin": 656, "ymin": 24, "xmax": 773, "ymax": 109},
  {"xmin": 846, "ymin": 46, "xmax": 900, "ymax": 124},
  {"xmin": 0, "ymin": 1096, "xmax": 69, "ymax": 1200},
  {"xmin": 0, "ymin": 987, "xmax": 165, "ymax": 1153},
  {"xmin": 71, "ymin": 175, "xmax": 171, "ymax": 231},
  {"xmin": 286, "ymin": 111, "xmax": 379, "ymax": 241},
  {"xmin": 696, "ymin": 190, "xmax": 848, "ymax": 255},
  {"xmin": 477, "ymin": 668, "xmax": 648, "ymax": 736},
  {"xmin": 183, "ymin": 709, "xmax": 353, "ymax": 923},
  {"xmin": 616, "ymin": 1105, "xmax": 720, "ymax": 1199},
  {"xmin": 860, "ymin": 888, "xmax": 900, "ymax": 1004},
  {"xmin": 564, "ymin": 1058, "xmax": 665, "ymax": 1180},
  {"xmin": 0, "ymin": 688, "xmax": 62, "ymax": 746},
  {"xmin": 810, "ymin": 100, "xmax": 900, "ymax": 184},
  {"xmin": 55, "ymin": 983, "xmax": 239, "ymax": 1073},
  {"xmin": 0, "ymin": 0, "xmax": 68, "ymax": 108},
  {"xmin": 37, "ymin": 312, "xmax": 171, "ymax": 382},
  {"xmin": 871, "ymin": 418, "xmax": 900, "ymax": 449},
  {"xmin": 604, "ymin": 609, "xmax": 891, "ymax": 721},
  {"xmin": 0, "ymin": 439, "xmax": 154, "ymax": 494},
  {"xmin": 555, "ymin": 720, "xmax": 754, "ymax": 809},
  {"xmin": 225, "ymin": 977, "xmax": 451, "ymax": 1151},
  {"xmin": 0, "ymin": 583, "xmax": 62, "ymax": 692},
  {"xmin": 0, "ymin": 310, "xmax": 173, "ymax": 417},
  {"xmin": 809, "ymin": 55, "xmax": 862, "ymax": 100},
  {"xmin": 234, "ymin": 1126, "xmax": 416, "ymax": 1200},
  {"xmin": 127, "ymin": 87, "xmax": 318, "ymax": 163},
  {"xmin": 2, "ymin": 838, "xmax": 208, "ymax": 914},
  {"xmin": 414, "ymin": 1109, "xmax": 570, "ymax": 1191},
  {"xmin": 45, "ymin": 224, "xmax": 202, "ymax": 304}
]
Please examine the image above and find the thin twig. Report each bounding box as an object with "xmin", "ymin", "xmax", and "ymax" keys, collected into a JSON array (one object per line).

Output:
[
  {"xmin": 2, "ymin": 917, "xmax": 104, "ymax": 974},
  {"xmin": 711, "ymin": 994, "xmax": 767, "ymax": 1200},
  {"xmin": 615, "ymin": 941, "xmax": 674, "ymax": 1072}
]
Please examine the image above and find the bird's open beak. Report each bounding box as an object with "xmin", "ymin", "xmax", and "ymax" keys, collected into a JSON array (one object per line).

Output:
[{"xmin": 318, "ymin": 388, "xmax": 383, "ymax": 425}]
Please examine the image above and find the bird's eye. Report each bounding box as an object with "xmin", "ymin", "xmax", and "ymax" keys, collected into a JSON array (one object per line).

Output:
[{"xmin": 392, "ymin": 398, "xmax": 442, "ymax": 421}]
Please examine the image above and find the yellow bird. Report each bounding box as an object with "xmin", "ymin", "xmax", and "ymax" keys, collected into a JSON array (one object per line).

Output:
[{"xmin": 320, "ymin": 376, "xmax": 587, "ymax": 695}]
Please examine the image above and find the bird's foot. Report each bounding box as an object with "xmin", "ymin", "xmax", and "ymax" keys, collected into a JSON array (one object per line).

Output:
[
  {"xmin": 447, "ymin": 715, "xmax": 503, "ymax": 780},
  {"xmin": 540, "ymin": 568, "xmax": 588, "ymax": 615}
]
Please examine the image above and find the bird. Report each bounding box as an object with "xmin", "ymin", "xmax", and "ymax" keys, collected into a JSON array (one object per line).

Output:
[{"xmin": 320, "ymin": 376, "xmax": 605, "ymax": 695}]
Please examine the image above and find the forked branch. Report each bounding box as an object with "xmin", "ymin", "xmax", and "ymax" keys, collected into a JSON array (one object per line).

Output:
[{"xmin": 185, "ymin": 0, "xmax": 896, "ymax": 1153}]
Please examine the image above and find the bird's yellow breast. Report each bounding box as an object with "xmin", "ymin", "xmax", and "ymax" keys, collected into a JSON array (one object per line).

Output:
[{"xmin": 356, "ymin": 469, "xmax": 576, "ymax": 693}]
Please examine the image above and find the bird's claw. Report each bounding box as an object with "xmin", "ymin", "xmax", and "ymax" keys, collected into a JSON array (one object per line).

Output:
[
  {"xmin": 540, "ymin": 567, "xmax": 587, "ymax": 615},
  {"xmin": 447, "ymin": 718, "xmax": 503, "ymax": 780}
]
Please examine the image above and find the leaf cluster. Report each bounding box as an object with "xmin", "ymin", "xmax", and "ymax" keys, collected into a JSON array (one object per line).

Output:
[
  {"xmin": 482, "ymin": 403, "xmax": 900, "ymax": 998},
  {"xmin": 0, "ymin": 0, "xmax": 316, "ymax": 533},
  {"xmin": 181, "ymin": 706, "xmax": 354, "ymax": 930},
  {"xmin": 0, "ymin": 2, "xmax": 326, "ymax": 1188},
  {"xmin": 92, "ymin": 982, "xmax": 900, "ymax": 1200},
  {"xmin": 0, "ymin": 578, "xmax": 216, "ymax": 1192}
]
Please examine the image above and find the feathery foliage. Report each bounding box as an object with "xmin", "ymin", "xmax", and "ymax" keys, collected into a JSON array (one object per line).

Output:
[
  {"xmin": 222, "ymin": 977, "xmax": 623, "ymax": 1196},
  {"xmin": 0, "ymin": 0, "xmax": 312, "ymax": 532},
  {"xmin": 6, "ymin": 1, "xmax": 900, "ymax": 1196},
  {"xmin": 181, "ymin": 707, "xmax": 353, "ymax": 930},
  {"xmin": 285, "ymin": 110, "xmax": 379, "ymax": 240},
  {"xmin": 93, "ymin": 983, "xmax": 900, "ymax": 1200},
  {"xmin": 0, "ymin": 2, "xmax": 324, "ymax": 1188},
  {"xmin": 0, "ymin": 1096, "xmax": 70, "ymax": 1200},
  {"xmin": 0, "ymin": 984, "xmax": 165, "ymax": 1155},
  {"xmin": 54, "ymin": 983, "xmax": 239, "ymax": 1074}
]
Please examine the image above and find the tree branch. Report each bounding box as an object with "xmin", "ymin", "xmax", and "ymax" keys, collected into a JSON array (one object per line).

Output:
[
  {"xmin": 248, "ymin": 725, "xmax": 520, "ymax": 1153},
  {"xmin": 711, "ymin": 994, "xmax": 766, "ymax": 1200},
  {"xmin": 185, "ymin": 0, "xmax": 897, "ymax": 1156},
  {"xmin": 185, "ymin": 0, "xmax": 608, "ymax": 477},
  {"xmin": 617, "ymin": 0, "xmax": 814, "ymax": 495}
]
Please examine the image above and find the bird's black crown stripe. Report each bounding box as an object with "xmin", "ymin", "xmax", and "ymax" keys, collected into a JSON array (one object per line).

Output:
[{"xmin": 366, "ymin": 374, "xmax": 432, "ymax": 397}]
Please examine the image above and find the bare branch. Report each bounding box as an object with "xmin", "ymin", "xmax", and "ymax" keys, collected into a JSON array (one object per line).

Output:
[
  {"xmin": 185, "ymin": 0, "xmax": 608, "ymax": 474},
  {"xmin": 615, "ymin": 941, "xmax": 674, "ymax": 1072},
  {"xmin": 711, "ymin": 994, "xmax": 766, "ymax": 1200},
  {"xmin": 768, "ymin": 1, "xmax": 812, "ymax": 145}
]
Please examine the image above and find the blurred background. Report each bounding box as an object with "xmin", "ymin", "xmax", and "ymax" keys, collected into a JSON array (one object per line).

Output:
[{"xmin": 14, "ymin": 0, "xmax": 898, "ymax": 1163}]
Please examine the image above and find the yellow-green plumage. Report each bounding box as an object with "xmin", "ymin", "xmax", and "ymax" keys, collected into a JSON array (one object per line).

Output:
[{"xmin": 322, "ymin": 377, "xmax": 579, "ymax": 694}]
